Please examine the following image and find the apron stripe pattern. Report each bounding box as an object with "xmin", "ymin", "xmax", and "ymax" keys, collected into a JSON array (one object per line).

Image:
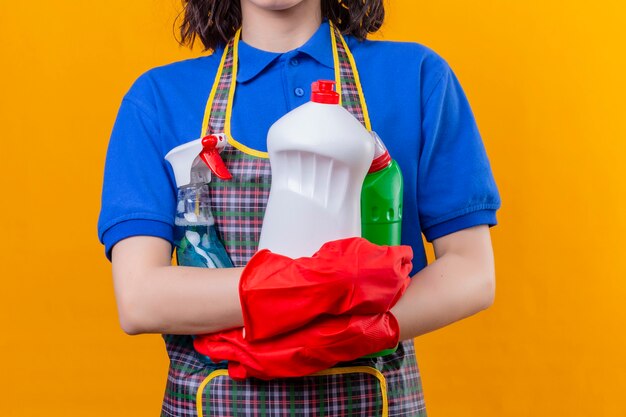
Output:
[
  {"xmin": 194, "ymin": 343, "xmax": 426, "ymax": 417},
  {"xmin": 161, "ymin": 22, "xmax": 427, "ymax": 417},
  {"xmin": 162, "ymin": 334, "xmax": 216, "ymax": 417},
  {"xmin": 331, "ymin": 25, "xmax": 372, "ymax": 131},
  {"xmin": 206, "ymin": 153, "xmax": 271, "ymax": 266},
  {"xmin": 201, "ymin": 39, "xmax": 234, "ymax": 137},
  {"xmin": 197, "ymin": 368, "xmax": 386, "ymax": 417}
]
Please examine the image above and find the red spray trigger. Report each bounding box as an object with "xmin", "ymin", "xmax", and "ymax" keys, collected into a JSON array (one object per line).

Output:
[{"xmin": 200, "ymin": 135, "xmax": 232, "ymax": 180}]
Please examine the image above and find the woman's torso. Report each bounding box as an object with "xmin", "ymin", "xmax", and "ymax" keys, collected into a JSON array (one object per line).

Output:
[{"xmin": 132, "ymin": 23, "xmax": 439, "ymax": 416}]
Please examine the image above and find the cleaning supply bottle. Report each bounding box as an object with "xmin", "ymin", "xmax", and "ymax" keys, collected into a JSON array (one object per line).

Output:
[
  {"xmin": 361, "ymin": 132, "xmax": 404, "ymax": 357},
  {"xmin": 165, "ymin": 134, "xmax": 233, "ymax": 268},
  {"xmin": 361, "ymin": 132, "xmax": 403, "ymax": 246},
  {"xmin": 258, "ymin": 80, "xmax": 375, "ymax": 258}
]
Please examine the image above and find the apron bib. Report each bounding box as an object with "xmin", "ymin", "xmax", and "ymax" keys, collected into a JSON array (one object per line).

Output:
[{"xmin": 161, "ymin": 23, "xmax": 427, "ymax": 417}]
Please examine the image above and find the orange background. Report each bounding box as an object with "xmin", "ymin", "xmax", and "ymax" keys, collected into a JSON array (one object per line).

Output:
[{"xmin": 1, "ymin": 0, "xmax": 625, "ymax": 415}]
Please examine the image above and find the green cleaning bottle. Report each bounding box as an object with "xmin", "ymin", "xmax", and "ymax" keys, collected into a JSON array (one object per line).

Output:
[{"xmin": 361, "ymin": 132, "xmax": 404, "ymax": 357}]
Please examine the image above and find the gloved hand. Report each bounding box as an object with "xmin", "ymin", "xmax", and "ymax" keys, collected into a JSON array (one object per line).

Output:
[
  {"xmin": 194, "ymin": 312, "xmax": 400, "ymax": 380},
  {"xmin": 239, "ymin": 237, "xmax": 412, "ymax": 341}
]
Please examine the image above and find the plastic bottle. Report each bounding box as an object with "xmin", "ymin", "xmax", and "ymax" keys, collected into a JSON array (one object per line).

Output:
[
  {"xmin": 258, "ymin": 80, "xmax": 375, "ymax": 258},
  {"xmin": 361, "ymin": 132, "xmax": 403, "ymax": 246},
  {"xmin": 360, "ymin": 132, "xmax": 404, "ymax": 357},
  {"xmin": 165, "ymin": 135, "xmax": 233, "ymax": 269},
  {"xmin": 173, "ymin": 182, "xmax": 233, "ymax": 269}
]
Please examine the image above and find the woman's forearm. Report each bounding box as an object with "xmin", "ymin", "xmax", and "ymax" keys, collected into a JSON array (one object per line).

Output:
[
  {"xmin": 112, "ymin": 227, "xmax": 495, "ymax": 340},
  {"xmin": 112, "ymin": 236, "xmax": 244, "ymax": 335},
  {"xmin": 124, "ymin": 265, "xmax": 244, "ymax": 335},
  {"xmin": 391, "ymin": 225, "xmax": 496, "ymax": 341}
]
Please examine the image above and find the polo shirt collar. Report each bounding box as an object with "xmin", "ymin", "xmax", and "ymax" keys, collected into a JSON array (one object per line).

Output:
[
  {"xmin": 237, "ymin": 20, "xmax": 334, "ymax": 83},
  {"xmin": 297, "ymin": 20, "xmax": 334, "ymax": 69},
  {"xmin": 236, "ymin": 42, "xmax": 281, "ymax": 83}
]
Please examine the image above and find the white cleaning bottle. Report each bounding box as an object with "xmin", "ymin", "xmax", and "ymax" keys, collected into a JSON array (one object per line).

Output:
[{"xmin": 258, "ymin": 80, "xmax": 375, "ymax": 258}]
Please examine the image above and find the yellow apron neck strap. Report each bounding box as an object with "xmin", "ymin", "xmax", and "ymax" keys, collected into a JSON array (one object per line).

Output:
[{"xmin": 329, "ymin": 21, "xmax": 372, "ymax": 131}]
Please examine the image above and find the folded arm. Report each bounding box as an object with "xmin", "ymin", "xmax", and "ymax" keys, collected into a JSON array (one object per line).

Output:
[
  {"xmin": 391, "ymin": 224, "xmax": 496, "ymax": 340},
  {"xmin": 111, "ymin": 236, "xmax": 244, "ymax": 335},
  {"xmin": 111, "ymin": 224, "xmax": 495, "ymax": 340}
]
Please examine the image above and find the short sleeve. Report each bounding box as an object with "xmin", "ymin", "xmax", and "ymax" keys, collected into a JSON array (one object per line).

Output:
[
  {"xmin": 97, "ymin": 80, "xmax": 177, "ymax": 261},
  {"xmin": 418, "ymin": 61, "xmax": 501, "ymax": 242}
]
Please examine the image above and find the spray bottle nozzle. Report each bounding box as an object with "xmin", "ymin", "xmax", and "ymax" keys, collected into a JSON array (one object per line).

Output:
[{"xmin": 200, "ymin": 135, "xmax": 232, "ymax": 180}]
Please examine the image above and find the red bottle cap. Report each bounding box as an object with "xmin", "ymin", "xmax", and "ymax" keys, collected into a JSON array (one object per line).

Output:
[
  {"xmin": 311, "ymin": 80, "xmax": 339, "ymax": 104},
  {"xmin": 368, "ymin": 151, "xmax": 392, "ymax": 173},
  {"xmin": 368, "ymin": 132, "xmax": 392, "ymax": 173}
]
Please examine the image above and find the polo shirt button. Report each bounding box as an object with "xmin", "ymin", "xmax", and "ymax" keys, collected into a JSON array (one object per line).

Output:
[
  {"xmin": 294, "ymin": 87, "xmax": 305, "ymax": 97},
  {"xmin": 290, "ymin": 58, "xmax": 299, "ymax": 66}
]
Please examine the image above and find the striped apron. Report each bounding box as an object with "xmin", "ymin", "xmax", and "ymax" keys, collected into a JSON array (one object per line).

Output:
[{"xmin": 162, "ymin": 23, "xmax": 427, "ymax": 417}]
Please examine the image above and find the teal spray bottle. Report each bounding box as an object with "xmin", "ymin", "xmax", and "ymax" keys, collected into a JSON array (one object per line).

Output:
[{"xmin": 165, "ymin": 134, "xmax": 234, "ymax": 269}]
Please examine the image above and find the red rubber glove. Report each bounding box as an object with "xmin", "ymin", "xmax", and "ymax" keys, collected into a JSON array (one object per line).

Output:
[
  {"xmin": 239, "ymin": 237, "xmax": 412, "ymax": 341},
  {"xmin": 194, "ymin": 312, "xmax": 399, "ymax": 380}
]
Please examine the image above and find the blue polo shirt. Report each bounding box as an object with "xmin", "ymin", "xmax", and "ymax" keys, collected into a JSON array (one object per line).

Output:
[{"xmin": 98, "ymin": 21, "xmax": 501, "ymax": 274}]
